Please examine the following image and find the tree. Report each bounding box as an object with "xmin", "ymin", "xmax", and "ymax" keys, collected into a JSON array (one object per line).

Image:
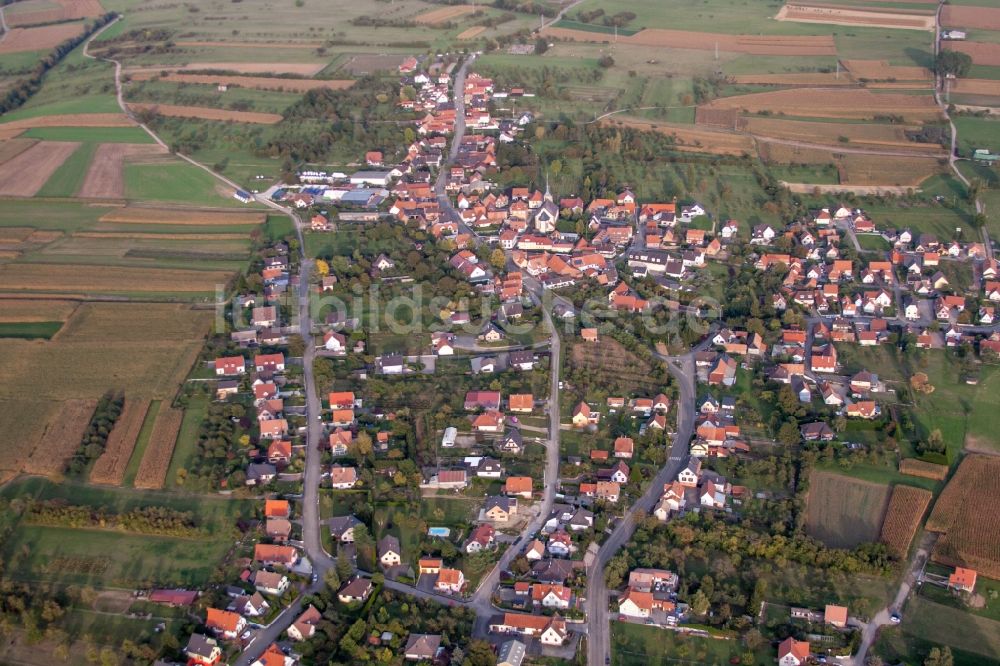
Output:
[
  {"xmin": 924, "ymin": 647, "xmax": 954, "ymax": 666},
  {"xmin": 462, "ymin": 640, "xmax": 495, "ymax": 666},
  {"xmin": 689, "ymin": 589, "xmax": 710, "ymax": 616},
  {"xmin": 315, "ymin": 259, "xmax": 330, "ymax": 277},
  {"xmin": 778, "ymin": 421, "xmax": 801, "ymax": 446},
  {"xmin": 336, "ymin": 549, "xmax": 354, "ymax": 580},
  {"xmin": 324, "ymin": 568, "xmax": 341, "ymax": 592},
  {"xmin": 489, "ymin": 248, "xmax": 506, "ymax": 270},
  {"xmin": 355, "ymin": 431, "xmax": 373, "ymax": 457},
  {"xmin": 550, "ymin": 159, "xmax": 562, "ymax": 176},
  {"xmin": 534, "ymin": 37, "xmax": 549, "ymax": 54},
  {"xmin": 935, "ymin": 51, "xmax": 972, "ymax": 78},
  {"xmin": 598, "ymin": 55, "xmax": 615, "ymax": 68}
]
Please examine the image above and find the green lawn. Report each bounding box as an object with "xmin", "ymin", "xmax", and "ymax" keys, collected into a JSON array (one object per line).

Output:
[
  {"xmin": 0, "ymin": 321, "xmax": 64, "ymax": 339},
  {"xmin": 2, "ymin": 95, "xmax": 123, "ymax": 122},
  {"xmin": 21, "ymin": 126, "xmax": 156, "ymax": 143},
  {"xmin": 122, "ymin": 400, "xmax": 161, "ymax": 487},
  {"xmin": 857, "ymin": 234, "xmax": 891, "ymax": 251},
  {"xmin": 814, "ymin": 461, "xmax": 941, "ymax": 493},
  {"xmin": 919, "ymin": 575, "xmax": 1000, "ymax": 624},
  {"xmin": 873, "ymin": 596, "xmax": 1000, "ymax": 665},
  {"xmin": 165, "ymin": 397, "xmax": 209, "ymax": 490},
  {"xmin": 420, "ymin": 496, "xmax": 479, "ymax": 526},
  {"xmin": 35, "ymin": 142, "xmax": 97, "ymax": 198},
  {"xmin": 123, "ymin": 161, "xmax": 239, "ymax": 206},
  {"xmin": 953, "ymin": 115, "xmax": 1000, "ymax": 157},
  {"xmin": 866, "ymin": 203, "xmax": 976, "ymax": 242},
  {"xmin": 612, "ymin": 621, "xmax": 772, "ymax": 666}
]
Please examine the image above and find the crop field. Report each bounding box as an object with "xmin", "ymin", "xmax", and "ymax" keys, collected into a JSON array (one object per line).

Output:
[
  {"xmin": 899, "ymin": 458, "xmax": 949, "ymax": 480},
  {"xmin": 805, "ymin": 470, "xmax": 891, "ymax": 548},
  {"xmin": 78, "ymin": 143, "xmax": 169, "ymax": 199},
  {"xmin": 128, "ymin": 72, "xmax": 354, "ymax": 92},
  {"xmin": 0, "ymin": 141, "xmax": 80, "ymax": 196},
  {"xmin": 21, "ymin": 399, "xmax": 98, "ymax": 477},
  {"xmin": 89, "ymin": 399, "xmax": 152, "ymax": 485},
  {"xmin": 36, "ymin": 142, "xmax": 98, "ymax": 198},
  {"xmin": 602, "ymin": 116, "xmax": 754, "ymax": 155},
  {"xmin": 133, "ymin": 407, "xmax": 183, "ymax": 490},
  {"xmin": 0, "ymin": 297, "xmax": 79, "ymax": 322},
  {"xmin": 100, "ymin": 207, "xmax": 265, "ymax": 226},
  {"xmin": 4, "ymin": 0, "xmax": 104, "ymax": 27},
  {"xmin": 0, "ymin": 263, "xmax": 232, "ymax": 295},
  {"xmin": 126, "ymin": 62, "xmax": 327, "ymax": 76},
  {"xmin": 927, "ymin": 455, "xmax": 1000, "ymax": 578},
  {"xmin": 841, "ymin": 59, "xmax": 932, "ymax": 81},
  {"xmin": 759, "ymin": 142, "xmax": 944, "ymax": 186},
  {"xmin": 730, "ymin": 72, "xmax": 855, "ymax": 86},
  {"xmin": 879, "ymin": 485, "xmax": 933, "ymax": 557},
  {"xmin": 20, "ymin": 126, "xmax": 154, "ymax": 143},
  {"xmin": 700, "ymin": 88, "xmax": 941, "ymax": 120},
  {"xmin": 414, "ymin": 4, "xmax": 476, "ymax": 25},
  {"xmin": 946, "ymin": 42, "xmax": 1000, "ymax": 67},
  {"xmin": 745, "ymin": 117, "xmax": 943, "ymax": 153},
  {"xmin": 943, "ymin": 5, "xmax": 1000, "ymax": 31},
  {"xmin": 951, "ymin": 79, "xmax": 1000, "ymax": 96},
  {"xmin": 127, "ymin": 102, "xmax": 283, "ymax": 124},
  {"xmin": 542, "ymin": 26, "xmax": 839, "ymax": 55},
  {"xmin": 457, "ymin": 26, "xmax": 487, "ymax": 40},
  {"xmin": 0, "ymin": 22, "xmax": 86, "ymax": 54},
  {"xmin": 776, "ymin": 4, "xmax": 935, "ymax": 30},
  {"xmin": 0, "ymin": 137, "xmax": 39, "ymax": 163},
  {"xmin": 0, "ymin": 113, "xmax": 134, "ymax": 134}
]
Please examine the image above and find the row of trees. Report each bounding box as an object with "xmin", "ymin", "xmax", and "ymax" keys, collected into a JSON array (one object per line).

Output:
[
  {"xmin": 65, "ymin": 391, "xmax": 124, "ymax": 476},
  {"xmin": 24, "ymin": 501, "xmax": 201, "ymax": 538}
]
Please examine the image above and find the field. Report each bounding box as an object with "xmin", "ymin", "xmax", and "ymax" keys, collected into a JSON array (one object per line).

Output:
[
  {"xmin": 89, "ymin": 399, "xmax": 152, "ymax": 485},
  {"xmin": 133, "ymin": 406, "xmax": 183, "ymax": 490},
  {"xmin": 100, "ymin": 207, "xmax": 265, "ymax": 226},
  {"xmin": 122, "ymin": 161, "xmax": 245, "ymax": 205},
  {"xmin": 541, "ymin": 26, "xmax": 839, "ymax": 55},
  {"xmin": 128, "ymin": 72, "xmax": 355, "ymax": 92},
  {"xmin": 804, "ymin": 470, "xmax": 891, "ymax": 548},
  {"xmin": 0, "ymin": 297, "xmax": 79, "ymax": 322},
  {"xmin": 0, "ymin": 113, "xmax": 135, "ymax": 133},
  {"xmin": 926, "ymin": 455, "xmax": 1000, "ymax": 578},
  {"xmin": 457, "ymin": 26, "xmax": 486, "ymax": 40},
  {"xmin": 951, "ymin": 79, "xmax": 1000, "ymax": 96},
  {"xmin": 414, "ymin": 4, "xmax": 475, "ymax": 25},
  {"xmin": 78, "ymin": 143, "xmax": 169, "ymax": 199},
  {"xmin": 745, "ymin": 117, "xmax": 943, "ymax": 153},
  {"xmin": 5, "ymin": 0, "xmax": 104, "ymax": 27},
  {"xmin": 730, "ymin": 72, "xmax": 855, "ymax": 86},
  {"xmin": 0, "ymin": 141, "xmax": 80, "ymax": 196},
  {"xmin": 612, "ymin": 621, "xmax": 772, "ymax": 666},
  {"xmin": 0, "ymin": 137, "xmax": 39, "ymax": 163},
  {"xmin": 942, "ymin": 5, "xmax": 1000, "ymax": 31},
  {"xmin": 21, "ymin": 125, "xmax": 154, "ymax": 143},
  {"xmin": 758, "ymin": 142, "xmax": 944, "ymax": 186},
  {"xmin": 841, "ymin": 59, "xmax": 932, "ymax": 81},
  {"xmin": 875, "ymin": 597, "xmax": 1000, "ymax": 665},
  {"xmin": 0, "ymin": 263, "xmax": 233, "ymax": 295},
  {"xmin": 36, "ymin": 142, "xmax": 98, "ymax": 198},
  {"xmin": 567, "ymin": 337, "xmax": 669, "ymax": 398},
  {"xmin": 700, "ymin": 88, "xmax": 941, "ymax": 120},
  {"xmin": 899, "ymin": 458, "xmax": 949, "ymax": 480},
  {"xmin": 126, "ymin": 62, "xmax": 327, "ymax": 76},
  {"xmin": 127, "ymin": 102, "xmax": 283, "ymax": 124},
  {"xmin": 601, "ymin": 116, "xmax": 754, "ymax": 156},
  {"xmin": 0, "ymin": 22, "xmax": 86, "ymax": 54},
  {"xmin": 879, "ymin": 485, "xmax": 933, "ymax": 557},
  {"xmin": 777, "ymin": 4, "xmax": 935, "ymax": 30},
  {"xmin": 21, "ymin": 399, "xmax": 98, "ymax": 477},
  {"xmin": 946, "ymin": 42, "xmax": 1000, "ymax": 67}
]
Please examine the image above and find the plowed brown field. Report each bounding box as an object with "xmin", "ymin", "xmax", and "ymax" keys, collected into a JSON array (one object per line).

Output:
[
  {"xmin": 0, "ymin": 23, "xmax": 87, "ymax": 53},
  {"xmin": 731, "ymin": 72, "xmax": 856, "ymax": 86},
  {"xmin": 78, "ymin": 143, "xmax": 168, "ymax": 199},
  {"xmin": 0, "ymin": 138, "xmax": 39, "ymax": 164},
  {"xmin": 951, "ymin": 79, "xmax": 1000, "ymax": 97},
  {"xmin": 0, "ymin": 114, "xmax": 133, "ymax": 132},
  {"xmin": 541, "ymin": 26, "xmax": 838, "ymax": 55},
  {"xmin": 945, "ymin": 42, "xmax": 1000, "ymax": 67},
  {"xmin": 777, "ymin": 4, "xmax": 934, "ymax": 30},
  {"xmin": 700, "ymin": 88, "xmax": 941, "ymax": 120},
  {"xmin": 942, "ymin": 5, "xmax": 1000, "ymax": 31},
  {"xmin": 6, "ymin": 0, "xmax": 104, "ymax": 26},
  {"xmin": 100, "ymin": 207, "xmax": 265, "ymax": 226},
  {"xmin": 458, "ymin": 26, "xmax": 487, "ymax": 40},
  {"xmin": 128, "ymin": 72, "xmax": 354, "ymax": 92},
  {"xmin": 0, "ymin": 141, "xmax": 80, "ymax": 196},
  {"xmin": 22, "ymin": 399, "xmax": 97, "ymax": 476},
  {"xmin": 842, "ymin": 59, "xmax": 933, "ymax": 81},
  {"xmin": 927, "ymin": 455, "xmax": 1000, "ymax": 578},
  {"xmin": 415, "ymin": 5, "xmax": 476, "ymax": 25},
  {"xmin": 128, "ymin": 103, "xmax": 282, "ymax": 124}
]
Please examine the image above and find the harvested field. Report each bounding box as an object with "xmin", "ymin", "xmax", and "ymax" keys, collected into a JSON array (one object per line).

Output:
[
  {"xmin": 694, "ymin": 107, "xmax": 742, "ymax": 129},
  {"xmin": 89, "ymin": 399, "xmax": 151, "ymax": 485},
  {"xmin": 926, "ymin": 455, "xmax": 1000, "ymax": 579},
  {"xmin": 879, "ymin": 485, "xmax": 933, "ymax": 558},
  {"xmin": 0, "ymin": 127, "xmax": 25, "ymax": 141},
  {"xmin": 458, "ymin": 26, "xmax": 487, "ymax": 40},
  {"xmin": 0, "ymin": 138, "xmax": 39, "ymax": 164},
  {"xmin": 781, "ymin": 183, "xmax": 917, "ymax": 195},
  {"xmin": 340, "ymin": 54, "xmax": 408, "ymax": 75},
  {"xmin": 0, "ymin": 113, "xmax": 133, "ymax": 132},
  {"xmin": 22, "ymin": 399, "xmax": 98, "ymax": 476},
  {"xmin": 0, "ymin": 22, "xmax": 86, "ymax": 54},
  {"xmin": 100, "ymin": 207, "xmax": 265, "ymax": 226},
  {"xmin": 730, "ymin": 72, "xmax": 856, "ymax": 86},
  {"xmin": 0, "ymin": 141, "xmax": 80, "ymax": 197},
  {"xmin": 950, "ymin": 79, "xmax": 1000, "ymax": 97},
  {"xmin": 776, "ymin": 4, "xmax": 934, "ymax": 30},
  {"xmin": 0, "ymin": 227, "xmax": 35, "ymax": 243},
  {"xmin": 760, "ymin": 142, "xmax": 943, "ymax": 185},
  {"xmin": 0, "ymin": 298, "xmax": 78, "ymax": 323},
  {"xmin": 415, "ymin": 4, "xmax": 475, "ymax": 25},
  {"xmin": 603, "ymin": 117, "xmax": 753, "ymax": 156},
  {"xmin": 127, "ymin": 103, "xmax": 282, "ymax": 125},
  {"xmin": 700, "ymin": 88, "xmax": 941, "ymax": 120},
  {"xmin": 899, "ymin": 458, "xmax": 948, "ymax": 481},
  {"xmin": 804, "ymin": 470, "xmax": 891, "ymax": 548},
  {"xmin": 0, "ymin": 263, "xmax": 233, "ymax": 294},
  {"xmin": 841, "ymin": 59, "xmax": 932, "ymax": 82},
  {"xmin": 73, "ymin": 231, "xmax": 249, "ymax": 241},
  {"xmin": 942, "ymin": 6, "xmax": 1000, "ymax": 32},
  {"xmin": 5, "ymin": 0, "xmax": 104, "ymax": 27},
  {"xmin": 745, "ymin": 117, "xmax": 944, "ymax": 153},
  {"xmin": 0, "ymin": 400, "xmax": 59, "ymax": 477},
  {"xmin": 944, "ymin": 42, "xmax": 1000, "ymax": 68},
  {"xmin": 541, "ymin": 26, "xmax": 838, "ymax": 56},
  {"xmin": 78, "ymin": 143, "xmax": 168, "ymax": 199},
  {"xmin": 173, "ymin": 40, "xmax": 323, "ymax": 49},
  {"xmin": 133, "ymin": 407, "xmax": 182, "ymax": 489},
  {"xmin": 126, "ymin": 62, "xmax": 326, "ymax": 76},
  {"xmin": 127, "ymin": 72, "xmax": 354, "ymax": 93}
]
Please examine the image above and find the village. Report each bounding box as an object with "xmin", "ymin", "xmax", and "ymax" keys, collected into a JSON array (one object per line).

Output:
[{"xmin": 155, "ymin": 51, "xmax": 1000, "ymax": 666}]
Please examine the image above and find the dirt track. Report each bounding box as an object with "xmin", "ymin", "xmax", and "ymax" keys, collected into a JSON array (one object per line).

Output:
[
  {"xmin": 0, "ymin": 141, "xmax": 80, "ymax": 196},
  {"xmin": 127, "ymin": 103, "xmax": 283, "ymax": 124},
  {"xmin": 78, "ymin": 143, "xmax": 168, "ymax": 198},
  {"xmin": 541, "ymin": 26, "xmax": 838, "ymax": 55}
]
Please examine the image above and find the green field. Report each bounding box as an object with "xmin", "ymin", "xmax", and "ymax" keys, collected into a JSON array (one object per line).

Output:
[
  {"xmin": 953, "ymin": 115, "xmax": 1000, "ymax": 157},
  {"xmin": 2, "ymin": 95, "xmax": 123, "ymax": 122},
  {"xmin": 873, "ymin": 597, "xmax": 1000, "ymax": 665},
  {"xmin": 35, "ymin": 143, "xmax": 98, "ymax": 198},
  {"xmin": 612, "ymin": 621, "xmax": 772, "ymax": 666},
  {"xmin": 165, "ymin": 397, "xmax": 209, "ymax": 490},
  {"xmin": 123, "ymin": 161, "xmax": 239, "ymax": 206},
  {"xmin": 0, "ymin": 321, "xmax": 64, "ymax": 339},
  {"xmin": 21, "ymin": 126, "xmax": 156, "ymax": 143}
]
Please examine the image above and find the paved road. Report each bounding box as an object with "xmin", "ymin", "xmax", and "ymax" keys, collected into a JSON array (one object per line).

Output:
[
  {"xmin": 434, "ymin": 55, "xmax": 478, "ymax": 240},
  {"xmin": 585, "ymin": 347, "xmax": 700, "ymax": 666}
]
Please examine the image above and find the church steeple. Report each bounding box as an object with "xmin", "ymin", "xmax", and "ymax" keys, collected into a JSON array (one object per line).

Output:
[{"xmin": 544, "ymin": 171, "xmax": 552, "ymax": 202}]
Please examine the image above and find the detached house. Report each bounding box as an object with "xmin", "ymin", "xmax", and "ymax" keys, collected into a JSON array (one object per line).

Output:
[{"xmin": 205, "ymin": 608, "xmax": 246, "ymax": 640}]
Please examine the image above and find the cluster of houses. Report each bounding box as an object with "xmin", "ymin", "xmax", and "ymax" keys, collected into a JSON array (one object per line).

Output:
[{"xmin": 616, "ymin": 568, "xmax": 683, "ymax": 626}]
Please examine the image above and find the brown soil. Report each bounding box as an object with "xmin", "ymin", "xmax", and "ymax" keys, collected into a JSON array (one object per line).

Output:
[
  {"xmin": 777, "ymin": 3, "xmax": 935, "ymax": 30},
  {"xmin": 942, "ymin": 5, "xmax": 1000, "ymax": 31},
  {"xmin": 0, "ymin": 141, "xmax": 80, "ymax": 196},
  {"xmin": 78, "ymin": 143, "xmax": 168, "ymax": 199},
  {"xmin": 945, "ymin": 42, "xmax": 1000, "ymax": 67},
  {"xmin": 127, "ymin": 103, "xmax": 282, "ymax": 124},
  {"xmin": 0, "ymin": 23, "xmax": 86, "ymax": 53}
]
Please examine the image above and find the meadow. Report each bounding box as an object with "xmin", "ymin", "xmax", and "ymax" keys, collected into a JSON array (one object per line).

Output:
[
  {"xmin": 874, "ymin": 597, "xmax": 1000, "ymax": 666},
  {"xmin": 804, "ymin": 470, "xmax": 890, "ymax": 548},
  {"xmin": 611, "ymin": 620, "xmax": 773, "ymax": 666}
]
